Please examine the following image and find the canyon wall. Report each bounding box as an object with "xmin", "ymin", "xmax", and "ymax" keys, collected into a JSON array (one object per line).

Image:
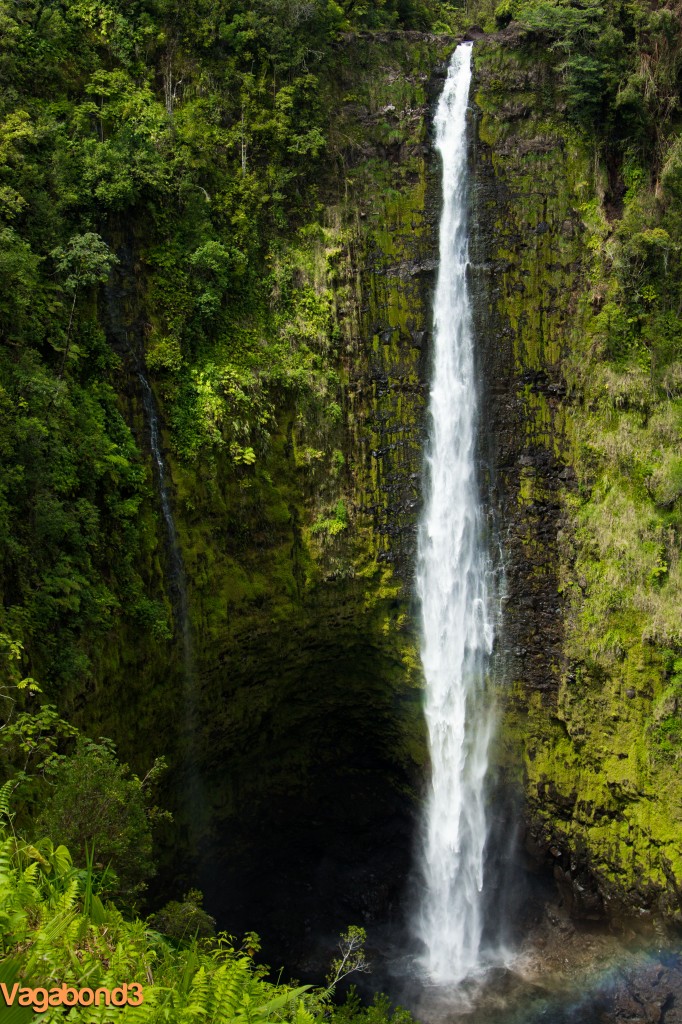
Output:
[
  {"xmin": 8, "ymin": 18, "xmax": 681, "ymax": 962},
  {"xmin": 96, "ymin": 29, "xmax": 682, "ymax": 944},
  {"xmin": 471, "ymin": 30, "xmax": 682, "ymax": 926}
]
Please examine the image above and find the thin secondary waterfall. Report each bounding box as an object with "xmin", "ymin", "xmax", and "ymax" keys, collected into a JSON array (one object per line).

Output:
[
  {"xmin": 415, "ymin": 42, "xmax": 495, "ymax": 985},
  {"xmin": 138, "ymin": 372, "xmax": 205, "ymax": 848},
  {"xmin": 138, "ymin": 371, "xmax": 193, "ymax": 672}
]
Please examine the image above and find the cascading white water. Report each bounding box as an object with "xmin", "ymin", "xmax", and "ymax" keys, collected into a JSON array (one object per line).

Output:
[{"xmin": 415, "ymin": 42, "xmax": 495, "ymax": 986}]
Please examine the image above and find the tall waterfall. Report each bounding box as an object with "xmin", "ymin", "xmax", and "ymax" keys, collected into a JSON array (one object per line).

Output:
[{"xmin": 415, "ymin": 42, "xmax": 495, "ymax": 985}]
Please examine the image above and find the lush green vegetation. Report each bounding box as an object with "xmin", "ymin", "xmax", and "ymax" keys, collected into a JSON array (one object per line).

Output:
[
  {"xmin": 0, "ymin": 686, "xmax": 170, "ymax": 905},
  {"xmin": 0, "ymin": 0, "xmax": 456, "ymax": 697},
  {"xmin": 0, "ymin": 0, "xmax": 453, "ymax": 1005},
  {"xmin": 0, "ymin": 784, "xmax": 415, "ymax": 1023},
  {"xmin": 472, "ymin": 0, "xmax": 682, "ymax": 906},
  {"xmin": 3, "ymin": 0, "xmax": 682, "ymax": 995}
]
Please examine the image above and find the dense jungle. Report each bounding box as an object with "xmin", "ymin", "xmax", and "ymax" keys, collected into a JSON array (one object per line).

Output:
[{"xmin": 2, "ymin": 0, "xmax": 682, "ymax": 1020}]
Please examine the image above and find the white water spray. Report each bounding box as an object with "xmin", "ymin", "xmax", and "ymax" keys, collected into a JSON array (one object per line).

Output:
[{"xmin": 415, "ymin": 42, "xmax": 495, "ymax": 986}]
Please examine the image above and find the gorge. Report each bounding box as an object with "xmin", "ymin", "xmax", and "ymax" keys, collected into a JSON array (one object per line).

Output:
[{"xmin": 1, "ymin": 1, "xmax": 682, "ymax": 1021}]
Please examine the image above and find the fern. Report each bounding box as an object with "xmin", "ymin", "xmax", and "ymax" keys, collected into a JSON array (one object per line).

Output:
[
  {"xmin": 0, "ymin": 819, "xmax": 410, "ymax": 1024},
  {"xmin": 294, "ymin": 1000, "xmax": 316, "ymax": 1024},
  {"xmin": 0, "ymin": 837, "xmax": 14, "ymax": 886},
  {"xmin": 20, "ymin": 857, "xmax": 43, "ymax": 882},
  {"xmin": 54, "ymin": 876, "xmax": 80, "ymax": 916},
  {"xmin": 210, "ymin": 957, "xmax": 253, "ymax": 1019},
  {"xmin": 0, "ymin": 780, "xmax": 13, "ymax": 823},
  {"xmin": 242, "ymin": 985, "xmax": 312, "ymax": 1024},
  {"xmin": 180, "ymin": 962, "xmax": 211, "ymax": 1022}
]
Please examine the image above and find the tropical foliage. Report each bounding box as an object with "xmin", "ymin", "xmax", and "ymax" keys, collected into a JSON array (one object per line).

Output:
[
  {"xmin": 0, "ymin": 0, "xmax": 456, "ymax": 695},
  {"xmin": 0, "ymin": 784, "xmax": 414, "ymax": 1024}
]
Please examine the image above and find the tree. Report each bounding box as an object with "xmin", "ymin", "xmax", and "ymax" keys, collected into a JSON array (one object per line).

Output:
[
  {"xmin": 326, "ymin": 926, "xmax": 371, "ymax": 990},
  {"xmin": 36, "ymin": 738, "xmax": 166, "ymax": 902},
  {"xmin": 50, "ymin": 232, "xmax": 118, "ymax": 373},
  {"xmin": 149, "ymin": 888, "xmax": 217, "ymax": 940},
  {"xmin": 0, "ymin": 633, "xmax": 42, "ymax": 745}
]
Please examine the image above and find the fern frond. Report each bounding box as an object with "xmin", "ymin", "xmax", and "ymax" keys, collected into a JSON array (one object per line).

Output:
[
  {"xmin": 0, "ymin": 780, "xmax": 13, "ymax": 823},
  {"xmin": 210, "ymin": 956, "xmax": 253, "ymax": 1019},
  {"xmin": 294, "ymin": 999, "xmax": 316, "ymax": 1024}
]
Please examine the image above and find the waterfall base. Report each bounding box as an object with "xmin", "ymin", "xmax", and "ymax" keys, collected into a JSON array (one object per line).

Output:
[{"xmin": 398, "ymin": 907, "xmax": 682, "ymax": 1024}]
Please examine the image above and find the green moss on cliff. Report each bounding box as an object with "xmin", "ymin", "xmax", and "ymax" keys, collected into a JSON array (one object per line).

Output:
[{"xmin": 474, "ymin": 15, "xmax": 682, "ymax": 920}]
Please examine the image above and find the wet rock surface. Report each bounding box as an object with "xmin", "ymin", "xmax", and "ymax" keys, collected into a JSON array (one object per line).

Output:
[
  {"xmin": 403, "ymin": 905, "xmax": 682, "ymax": 1024},
  {"xmin": 518, "ymin": 931, "xmax": 682, "ymax": 1024}
]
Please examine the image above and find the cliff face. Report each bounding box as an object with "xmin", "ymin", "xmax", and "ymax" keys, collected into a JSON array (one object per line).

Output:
[
  {"xmin": 85, "ymin": 27, "xmax": 682, "ymax": 943},
  {"xmin": 103, "ymin": 34, "xmax": 453, "ymax": 962},
  {"xmin": 0, "ymin": 8, "xmax": 452, "ymax": 961},
  {"xmin": 152, "ymin": 25, "xmax": 682, "ymax": 946},
  {"xmin": 471, "ymin": 31, "xmax": 682, "ymax": 926}
]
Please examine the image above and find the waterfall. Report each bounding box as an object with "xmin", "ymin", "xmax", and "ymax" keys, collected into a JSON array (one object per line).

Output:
[
  {"xmin": 415, "ymin": 42, "xmax": 495, "ymax": 985},
  {"xmin": 138, "ymin": 373, "xmax": 205, "ymax": 848},
  {"xmin": 138, "ymin": 371, "xmax": 193, "ymax": 669}
]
